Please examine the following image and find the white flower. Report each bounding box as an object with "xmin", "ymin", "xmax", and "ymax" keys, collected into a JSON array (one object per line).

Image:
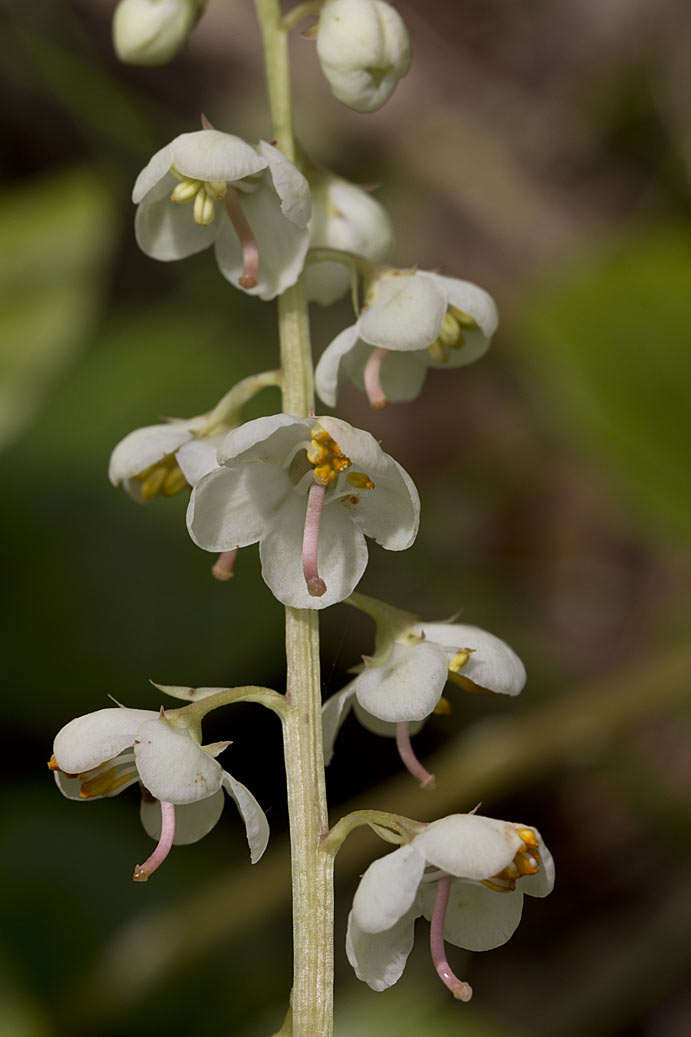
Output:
[
  {"xmin": 347, "ymin": 813, "xmax": 554, "ymax": 996},
  {"xmin": 186, "ymin": 414, "xmax": 419, "ymax": 609},
  {"xmin": 49, "ymin": 705, "xmax": 269, "ymax": 879},
  {"xmin": 315, "ymin": 269, "xmax": 498, "ymax": 408},
  {"xmin": 323, "ymin": 604, "xmax": 525, "ymax": 785},
  {"xmin": 305, "ymin": 175, "xmax": 394, "ymax": 306},
  {"xmin": 133, "ymin": 129, "xmax": 311, "ymax": 300},
  {"xmin": 316, "ymin": 0, "xmax": 411, "ymax": 113},
  {"xmin": 108, "ymin": 374, "xmax": 279, "ymax": 503},
  {"xmin": 113, "ymin": 0, "xmax": 201, "ymax": 66}
]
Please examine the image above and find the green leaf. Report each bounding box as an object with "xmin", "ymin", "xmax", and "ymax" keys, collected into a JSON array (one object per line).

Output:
[{"xmin": 515, "ymin": 225, "xmax": 691, "ymax": 538}]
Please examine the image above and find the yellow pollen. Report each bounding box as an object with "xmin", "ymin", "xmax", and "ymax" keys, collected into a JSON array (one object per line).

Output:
[
  {"xmin": 347, "ymin": 472, "xmax": 375, "ymax": 490},
  {"xmin": 449, "ymin": 649, "xmax": 473, "ymax": 673},
  {"xmin": 135, "ymin": 454, "xmax": 189, "ymax": 501},
  {"xmin": 482, "ymin": 829, "xmax": 541, "ymax": 893},
  {"xmin": 433, "ymin": 696, "xmax": 452, "ymax": 716},
  {"xmin": 309, "ymin": 423, "xmax": 368, "ymax": 488}
]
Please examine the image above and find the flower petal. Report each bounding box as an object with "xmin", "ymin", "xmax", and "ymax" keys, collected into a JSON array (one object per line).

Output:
[
  {"xmin": 343, "ymin": 458, "xmax": 420, "ymax": 551},
  {"xmin": 353, "ymin": 641, "xmax": 449, "ymax": 723},
  {"xmin": 352, "ymin": 700, "xmax": 426, "ymax": 738},
  {"xmin": 217, "ymin": 413, "xmax": 308, "ymax": 465},
  {"xmin": 140, "ymin": 788, "xmax": 225, "ymax": 845},
  {"xmin": 352, "ymin": 844, "xmax": 426, "ymax": 933},
  {"xmin": 135, "ymin": 175, "xmax": 220, "ymax": 261},
  {"xmin": 322, "ymin": 681, "xmax": 359, "ymax": 764},
  {"xmin": 221, "ymin": 771, "xmax": 270, "ymax": 864},
  {"xmin": 258, "ymin": 141, "xmax": 311, "ymax": 228},
  {"xmin": 424, "ymin": 273, "xmax": 499, "ymax": 339},
  {"xmin": 345, "ymin": 904, "xmax": 418, "ymax": 991},
  {"xmin": 419, "ymin": 623, "xmax": 526, "ymax": 696},
  {"xmin": 359, "ymin": 273, "xmax": 446, "ymax": 351},
  {"xmin": 187, "ymin": 464, "xmax": 290, "ymax": 553},
  {"xmin": 53, "ymin": 708, "xmax": 156, "ymax": 773},
  {"xmin": 421, "ymin": 879, "xmax": 524, "ymax": 952},
  {"xmin": 214, "ymin": 183, "xmax": 309, "ymax": 300},
  {"xmin": 133, "ymin": 717, "xmax": 223, "ymax": 804},
  {"xmin": 170, "ymin": 130, "xmax": 267, "ymax": 183},
  {"xmin": 413, "ymin": 814, "xmax": 523, "ymax": 880},
  {"xmin": 108, "ymin": 423, "xmax": 194, "ymax": 486},
  {"xmin": 260, "ymin": 492, "xmax": 369, "ymax": 609},
  {"xmin": 176, "ymin": 437, "xmax": 222, "ymax": 487},
  {"xmin": 132, "ymin": 142, "xmax": 175, "ymax": 203},
  {"xmin": 314, "ymin": 324, "xmax": 361, "ymax": 408}
]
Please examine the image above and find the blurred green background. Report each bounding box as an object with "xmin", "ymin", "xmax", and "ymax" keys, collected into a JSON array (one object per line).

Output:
[{"xmin": 2, "ymin": 0, "xmax": 691, "ymax": 1034}]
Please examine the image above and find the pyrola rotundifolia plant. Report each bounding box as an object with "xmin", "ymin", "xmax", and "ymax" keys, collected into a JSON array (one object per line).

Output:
[{"xmin": 49, "ymin": 3, "xmax": 554, "ymax": 1033}]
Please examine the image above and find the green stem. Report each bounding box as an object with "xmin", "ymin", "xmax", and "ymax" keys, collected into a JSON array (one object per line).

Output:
[
  {"xmin": 252, "ymin": 3, "xmax": 333, "ymax": 1034},
  {"xmin": 321, "ymin": 809, "xmax": 425, "ymax": 856}
]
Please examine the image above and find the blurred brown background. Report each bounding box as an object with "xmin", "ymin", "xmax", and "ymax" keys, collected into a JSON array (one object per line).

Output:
[{"xmin": 1, "ymin": 0, "xmax": 691, "ymax": 1034}]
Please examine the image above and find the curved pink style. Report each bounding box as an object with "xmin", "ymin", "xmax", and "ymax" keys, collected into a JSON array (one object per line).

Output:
[
  {"xmin": 133, "ymin": 800, "xmax": 176, "ymax": 882},
  {"xmin": 429, "ymin": 875, "xmax": 473, "ymax": 1002},
  {"xmin": 302, "ymin": 482, "xmax": 327, "ymax": 597},
  {"xmin": 363, "ymin": 347, "xmax": 389, "ymax": 409},
  {"xmin": 395, "ymin": 722, "xmax": 436, "ymax": 789},
  {"xmin": 225, "ymin": 188, "xmax": 260, "ymax": 289},
  {"xmin": 212, "ymin": 548, "xmax": 238, "ymax": 581}
]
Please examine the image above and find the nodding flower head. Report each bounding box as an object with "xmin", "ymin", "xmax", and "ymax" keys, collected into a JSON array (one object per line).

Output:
[
  {"xmin": 133, "ymin": 128, "xmax": 311, "ymax": 300},
  {"xmin": 347, "ymin": 812, "xmax": 554, "ymax": 998},
  {"xmin": 186, "ymin": 414, "xmax": 419, "ymax": 609},
  {"xmin": 49, "ymin": 703, "xmax": 269, "ymax": 881},
  {"xmin": 315, "ymin": 268, "xmax": 498, "ymax": 409}
]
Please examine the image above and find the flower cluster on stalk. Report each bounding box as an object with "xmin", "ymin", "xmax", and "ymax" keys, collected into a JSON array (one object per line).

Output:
[{"xmin": 50, "ymin": 0, "xmax": 554, "ymax": 1021}]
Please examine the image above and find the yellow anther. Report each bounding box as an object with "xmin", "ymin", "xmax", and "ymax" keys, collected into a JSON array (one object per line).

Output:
[
  {"xmin": 347, "ymin": 472, "xmax": 375, "ymax": 490},
  {"xmin": 449, "ymin": 649, "xmax": 473, "ymax": 673},
  {"xmin": 450, "ymin": 306, "xmax": 479, "ymax": 330},
  {"xmin": 139, "ymin": 466, "xmax": 168, "ymax": 501},
  {"xmin": 310, "ymin": 424, "xmax": 331, "ymax": 444},
  {"xmin": 427, "ymin": 338, "xmax": 450, "ymax": 364},
  {"xmin": 332, "ymin": 456, "xmax": 351, "ymax": 473},
  {"xmin": 433, "ymin": 696, "xmax": 452, "ymax": 716},
  {"xmin": 135, "ymin": 454, "xmax": 188, "ymax": 501},
  {"xmin": 517, "ymin": 828, "xmax": 539, "ymax": 849},
  {"xmin": 162, "ymin": 464, "xmax": 189, "ymax": 496},
  {"xmin": 438, "ymin": 310, "xmax": 461, "ymax": 348},
  {"xmin": 47, "ymin": 755, "xmax": 59, "ymax": 771},
  {"xmin": 515, "ymin": 852, "xmax": 540, "ymax": 876},
  {"xmin": 171, "ymin": 179, "xmax": 201, "ymax": 204},
  {"xmin": 307, "ymin": 441, "xmax": 330, "ymax": 464},
  {"xmin": 193, "ymin": 189, "xmax": 216, "ymax": 226},
  {"xmin": 204, "ymin": 180, "xmax": 227, "ymax": 200},
  {"xmin": 482, "ymin": 877, "xmax": 515, "ymax": 894},
  {"xmin": 78, "ymin": 767, "xmax": 135, "ymax": 800},
  {"xmin": 313, "ymin": 464, "xmax": 337, "ymax": 486}
]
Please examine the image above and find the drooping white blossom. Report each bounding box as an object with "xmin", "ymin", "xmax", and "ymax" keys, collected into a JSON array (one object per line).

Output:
[
  {"xmin": 347, "ymin": 813, "xmax": 554, "ymax": 997},
  {"xmin": 316, "ymin": 0, "xmax": 411, "ymax": 113},
  {"xmin": 113, "ymin": 0, "xmax": 201, "ymax": 66},
  {"xmin": 133, "ymin": 129, "xmax": 311, "ymax": 300},
  {"xmin": 323, "ymin": 597, "xmax": 525, "ymax": 785},
  {"xmin": 50, "ymin": 705, "xmax": 269, "ymax": 879},
  {"xmin": 315, "ymin": 268, "xmax": 498, "ymax": 408},
  {"xmin": 108, "ymin": 374, "xmax": 279, "ymax": 503},
  {"xmin": 305, "ymin": 173, "xmax": 394, "ymax": 306},
  {"xmin": 186, "ymin": 414, "xmax": 419, "ymax": 609}
]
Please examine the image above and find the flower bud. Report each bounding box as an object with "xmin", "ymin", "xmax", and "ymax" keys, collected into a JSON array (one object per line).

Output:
[
  {"xmin": 316, "ymin": 0, "xmax": 411, "ymax": 113},
  {"xmin": 112, "ymin": 0, "xmax": 200, "ymax": 66},
  {"xmin": 306, "ymin": 175, "xmax": 394, "ymax": 305}
]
